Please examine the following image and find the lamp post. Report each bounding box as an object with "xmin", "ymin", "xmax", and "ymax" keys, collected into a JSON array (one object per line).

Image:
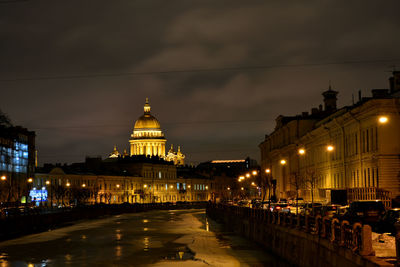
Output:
[{"xmin": 46, "ymin": 180, "xmax": 52, "ymax": 208}]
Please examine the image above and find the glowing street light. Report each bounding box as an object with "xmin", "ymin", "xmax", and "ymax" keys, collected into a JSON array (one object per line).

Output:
[
  {"xmin": 27, "ymin": 178, "xmax": 33, "ymax": 183},
  {"xmin": 245, "ymin": 173, "xmax": 251, "ymax": 178},
  {"xmin": 45, "ymin": 180, "xmax": 50, "ymax": 185},
  {"xmin": 251, "ymin": 182, "xmax": 256, "ymax": 186},
  {"xmin": 252, "ymin": 170, "xmax": 258, "ymax": 175},
  {"xmin": 1, "ymin": 175, "xmax": 6, "ymax": 181},
  {"xmin": 116, "ymin": 184, "xmax": 120, "ymax": 188},
  {"xmin": 144, "ymin": 184, "xmax": 147, "ymax": 188},
  {"xmin": 379, "ymin": 116, "xmax": 388, "ymax": 124},
  {"xmin": 265, "ymin": 169, "xmax": 271, "ymax": 174},
  {"xmin": 241, "ymin": 187, "xmax": 244, "ymax": 191},
  {"xmin": 82, "ymin": 184, "xmax": 86, "ymax": 188},
  {"xmin": 298, "ymin": 148, "xmax": 306, "ymax": 155},
  {"xmin": 326, "ymin": 145, "xmax": 334, "ymax": 152},
  {"xmin": 66, "ymin": 182, "xmax": 70, "ymax": 187},
  {"xmin": 227, "ymin": 187, "xmax": 230, "ymax": 190},
  {"xmin": 280, "ymin": 159, "xmax": 286, "ymax": 165}
]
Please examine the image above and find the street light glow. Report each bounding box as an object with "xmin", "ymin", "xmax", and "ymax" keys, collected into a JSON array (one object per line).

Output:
[
  {"xmin": 280, "ymin": 159, "xmax": 286, "ymax": 165},
  {"xmin": 265, "ymin": 169, "xmax": 271, "ymax": 174},
  {"xmin": 241, "ymin": 187, "xmax": 244, "ymax": 190},
  {"xmin": 251, "ymin": 182, "xmax": 255, "ymax": 186},
  {"xmin": 379, "ymin": 116, "xmax": 388, "ymax": 124},
  {"xmin": 252, "ymin": 170, "xmax": 257, "ymax": 175},
  {"xmin": 245, "ymin": 173, "xmax": 250, "ymax": 178},
  {"xmin": 82, "ymin": 184, "xmax": 86, "ymax": 187},
  {"xmin": 27, "ymin": 178, "xmax": 33, "ymax": 183},
  {"xmin": 116, "ymin": 184, "xmax": 120, "ymax": 188},
  {"xmin": 298, "ymin": 148, "xmax": 305, "ymax": 155},
  {"xmin": 45, "ymin": 180, "xmax": 50, "ymax": 185},
  {"xmin": 144, "ymin": 184, "xmax": 147, "ymax": 188},
  {"xmin": 66, "ymin": 182, "xmax": 70, "ymax": 187},
  {"xmin": 227, "ymin": 187, "xmax": 230, "ymax": 190},
  {"xmin": 327, "ymin": 145, "xmax": 334, "ymax": 152},
  {"xmin": 1, "ymin": 175, "xmax": 6, "ymax": 181}
]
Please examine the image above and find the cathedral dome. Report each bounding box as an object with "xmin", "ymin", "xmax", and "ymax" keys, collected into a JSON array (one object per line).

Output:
[
  {"xmin": 134, "ymin": 114, "xmax": 161, "ymax": 130},
  {"xmin": 133, "ymin": 98, "xmax": 161, "ymax": 130}
]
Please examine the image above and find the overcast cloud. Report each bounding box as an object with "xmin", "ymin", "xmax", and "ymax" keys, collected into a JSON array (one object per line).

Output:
[{"xmin": 1, "ymin": 0, "xmax": 400, "ymax": 165}]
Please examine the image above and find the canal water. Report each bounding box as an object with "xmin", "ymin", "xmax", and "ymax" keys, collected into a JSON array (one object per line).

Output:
[{"xmin": 0, "ymin": 209, "xmax": 290, "ymax": 266}]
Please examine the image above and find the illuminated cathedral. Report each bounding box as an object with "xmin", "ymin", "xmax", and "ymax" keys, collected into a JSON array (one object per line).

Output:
[{"xmin": 109, "ymin": 98, "xmax": 185, "ymax": 165}]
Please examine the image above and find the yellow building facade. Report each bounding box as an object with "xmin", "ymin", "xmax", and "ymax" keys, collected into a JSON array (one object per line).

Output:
[
  {"xmin": 34, "ymin": 165, "xmax": 211, "ymax": 205},
  {"xmin": 259, "ymin": 73, "xmax": 400, "ymax": 206}
]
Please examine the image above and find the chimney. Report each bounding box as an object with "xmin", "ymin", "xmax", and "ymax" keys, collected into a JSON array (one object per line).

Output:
[
  {"xmin": 389, "ymin": 71, "xmax": 400, "ymax": 93},
  {"xmin": 371, "ymin": 89, "xmax": 389, "ymax": 98},
  {"xmin": 322, "ymin": 85, "xmax": 338, "ymax": 112}
]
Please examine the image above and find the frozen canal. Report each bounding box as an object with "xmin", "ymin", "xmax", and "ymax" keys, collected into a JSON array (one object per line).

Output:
[{"xmin": 0, "ymin": 209, "xmax": 289, "ymax": 266}]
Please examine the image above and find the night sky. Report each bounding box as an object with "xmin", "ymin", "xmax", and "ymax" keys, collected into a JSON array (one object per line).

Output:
[{"xmin": 1, "ymin": 0, "xmax": 400, "ymax": 166}]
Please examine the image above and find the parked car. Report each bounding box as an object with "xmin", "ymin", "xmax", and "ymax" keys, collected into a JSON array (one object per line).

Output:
[
  {"xmin": 377, "ymin": 208, "xmax": 400, "ymax": 235},
  {"xmin": 270, "ymin": 203, "xmax": 290, "ymax": 213},
  {"xmin": 238, "ymin": 200, "xmax": 251, "ymax": 207},
  {"xmin": 343, "ymin": 200, "xmax": 386, "ymax": 227},
  {"xmin": 321, "ymin": 204, "xmax": 342, "ymax": 218},
  {"xmin": 251, "ymin": 199, "xmax": 262, "ymax": 208},
  {"xmin": 301, "ymin": 203, "xmax": 323, "ymax": 216}
]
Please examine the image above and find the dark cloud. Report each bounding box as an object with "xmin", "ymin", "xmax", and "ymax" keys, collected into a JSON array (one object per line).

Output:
[{"xmin": 1, "ymin": 0, "xmax": 400, "ymax": 165}]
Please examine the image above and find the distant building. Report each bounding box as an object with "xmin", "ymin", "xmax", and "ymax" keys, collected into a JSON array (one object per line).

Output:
[
  {"xmin": 109, "ymin": 98, "xmax": 185, "ymax": 165},
  {"xmin": 259, "ymin": 72, "xmax": 400, "ymax": 207},
  {"xmin": 0, "ymin": 125, "xmax": 35, "ymax": 203},
  {"xmin": 35, "ymin": 156, "xmax": 211, "ymax": 205},
  {"xmin": 129, "ymin": 98, "xmax": 167, "ymax": 158}
]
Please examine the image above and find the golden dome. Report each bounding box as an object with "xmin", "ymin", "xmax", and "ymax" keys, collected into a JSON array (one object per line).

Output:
[
  {"xmin": 134, "ymin": 114, "xmax": 161, "ymax": 129},
  {"xmin": 133, "ymin": 98, "xmax": 161, "ymax": 130}
]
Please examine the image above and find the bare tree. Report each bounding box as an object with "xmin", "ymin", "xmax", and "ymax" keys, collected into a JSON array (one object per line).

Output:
[
  {"xmin": 52, "ymin": 184, "xmax": 67, "ymax": 206},
  {"xmin": 289, "ymin": 172, "xmax": 306, "ymax": 214},
  {"xmin": 304, "ymin": 168, "xmax": 321, "ymax": 212},
  {"xmin": 0, "ymin": 109, "xmax": 12, "ymax": 127}
]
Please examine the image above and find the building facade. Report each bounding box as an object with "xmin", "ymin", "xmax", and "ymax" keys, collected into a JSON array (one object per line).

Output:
[
  {"xmin": 0, "ymin": 125, "xmax": 35, "ymax": 204},
  {"xmin": 259, "ymin": 73, "xmax": 400, "ymax": 206},
  {"xmin": 35, "ymin": 160, "xmax": 211, "ymax": 205}
]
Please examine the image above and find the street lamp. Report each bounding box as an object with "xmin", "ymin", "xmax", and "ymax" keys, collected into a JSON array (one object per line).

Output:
[
  {"xmin": 245, "ymin": 173, "xmax": 251, "ymax": 178},
  {"xmin": 326, "ymin": 145, "xmax": 334, "ymax": 152},
  {"xmin": 379, "ymin": 116, "xmax": 388, "ymax": 124},
  {"xmin": 82, "ymin": 184, "xmax": 86, "ymax": 188},
  {"xmin": 298, "ymin": 148, "xmax": 306, "ymax": 155},
  {"xmin": 66, "ymin": 182, "xmax": 70, "ymax": 187},
  {"xmin": 1, "ymin": 175, "xmax": 6, "ymax": 181},
  {"xmin": 265, "ymin": 169, "xmax": 270, "ymax": 174},
  {"xmin": 280, "ymin": 159, "xmax": 286, "ymax": 165},
  {"xmin": 27, "ymin": 178, "xmax": 33, "ymax": 183},
  {"xmin": 252, "ymin": 170, "xmax": 258, "ymax": 176}
]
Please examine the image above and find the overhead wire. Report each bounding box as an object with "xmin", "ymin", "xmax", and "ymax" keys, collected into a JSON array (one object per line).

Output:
[{"xmin": 0, "ymin": 59, "xmax": 399, "ymax": 82}]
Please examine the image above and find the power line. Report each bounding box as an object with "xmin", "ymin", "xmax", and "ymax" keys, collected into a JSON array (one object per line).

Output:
[
  {"xmin": 30, "ymin": 119, "xmax": 269, "ymax": 130},
  {"xmin": 1, "ymin": 59, "xmax": 399, "ymax": 82}
]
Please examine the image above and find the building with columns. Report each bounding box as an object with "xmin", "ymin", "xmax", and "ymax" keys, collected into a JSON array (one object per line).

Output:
[
  {"xmin": 259, "ymin": 72, "xmax": 400, "ymax": 206},
  {"xmin": 129, "ymin": 98, "xmax": 167, "ymax": 158}
]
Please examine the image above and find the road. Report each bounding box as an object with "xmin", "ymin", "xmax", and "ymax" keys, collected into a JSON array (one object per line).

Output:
[{"xmin": 0, "ymin": 209, "xmax": 289, "ymax": 266}]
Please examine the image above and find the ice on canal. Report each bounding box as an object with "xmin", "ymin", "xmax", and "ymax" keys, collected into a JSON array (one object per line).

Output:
[{"xmin": 0, "ymin": 209, "xmax": 288, "ymax": 266}]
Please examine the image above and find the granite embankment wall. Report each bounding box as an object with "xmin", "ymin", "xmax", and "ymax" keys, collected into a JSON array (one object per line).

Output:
[
  {"xmin": 0, "ymin": 202, "xmax": 207, "ymax": 241},
  {"xmin": 207, "ymin": 204, "xmax": 392, "ymax": 267}
]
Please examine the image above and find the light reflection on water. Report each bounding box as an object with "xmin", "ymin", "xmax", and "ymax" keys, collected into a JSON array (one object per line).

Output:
[
  {"xmin": 143, "ymin": 237, "xmax": 150, "ymax": 252},
  {"xmin": 0, "ymin": 210, "xmax": 289, "ymax": 266}
]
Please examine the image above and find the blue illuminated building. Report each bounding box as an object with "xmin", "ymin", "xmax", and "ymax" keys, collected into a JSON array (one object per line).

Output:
[{"xmin": 0, "ymin": 125, "xmax": 36, "ymax": 203}]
